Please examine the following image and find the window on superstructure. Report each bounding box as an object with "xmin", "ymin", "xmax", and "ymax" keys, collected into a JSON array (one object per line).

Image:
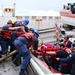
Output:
[
  {"xmin": 59, "ymin": 17, "xmax": 61, "ymax": 19},
  {"xmin": 49, "ymin": 16, "xmax": 52, "ymax": 20},
  {"xmin": 16, "ymin": 16, "xmax": 22, "ymax": 19},
  {"xmin": 60, "ymin": 12, "xmax": 69, "ymax": 14},
  {"xmin": 55, "ymin": 17, "xmax": 59, "ymax": 20},
  {"xmin": 5, "ymin": 9, "xmax": 7, "ymax": 12},
  {"xmin": 9, "ymin": 9, "xmax": 11, "ymax": 12},
  {"xmin": 42, "ymin": 16, "xmax": 46, "ymax": 20},
  {"xmin": 25, "ymin": 16, "xmax": 29, "ymax": 19},
  {"xmin": 32, "ymin": 16, "xmax": 36, "ymax": 20}
]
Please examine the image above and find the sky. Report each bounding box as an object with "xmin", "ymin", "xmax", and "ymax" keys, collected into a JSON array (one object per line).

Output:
[{"xmin": 0, "ymin": 0, "xmax": 75, "ymax": 15}]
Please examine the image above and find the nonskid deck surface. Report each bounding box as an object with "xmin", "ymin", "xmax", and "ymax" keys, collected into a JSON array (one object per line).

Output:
[{"xmin": 0, "ymin": 57, "xmax": 20, "ymax": 75}]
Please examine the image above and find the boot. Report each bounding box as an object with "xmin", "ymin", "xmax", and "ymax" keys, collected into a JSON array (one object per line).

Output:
[
  {"xmin": 13, "ymin": 57, "xmax": 21, "ymax": 66},
  {"xmin": 11, "ymin": 52, "xmax": 18, "ymax": 61},
  {"xmin": 19, "ymin": 69, "xmax": 26, "ymax": 75}
]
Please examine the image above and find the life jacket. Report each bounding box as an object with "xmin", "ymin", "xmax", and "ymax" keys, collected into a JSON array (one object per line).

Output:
[
  {"xmin": 28, "ymin": 42, "xmax": 34, "ymax": 48},
  {"xmin": 1, "ymin": 31, "xmax": 12, "ymax": 39},
  {"xmin": 65, "ymin": 48, "xmax": 72, "ymax": 54},
  {"xmin": 65, "ymin": 40, "xmax": 69, "ymax": 47},
  {"xmin": 54, "ymin": 45, "xmax": 60, "ymax": 51},
  {"xmin": 17, "ymin": 32, "xmax": 34, "ymax": 48},
  {"xmin": 63, "ymin": 39, "xmax": 69, "ymax": 47},
  {"xmin": 17, "ymin": 32, "xmax": 24, "ymax": 36},
  {"xmin": 61, "ymin": 63, "xmax": 69, "ymax": 66},
  {"xmin": 21, "ymin": 32, "xmax": 34, "ymax": 39},
  {"xmin": 59, "ymin": 47, "xmax": 67, "ymax": 51}
]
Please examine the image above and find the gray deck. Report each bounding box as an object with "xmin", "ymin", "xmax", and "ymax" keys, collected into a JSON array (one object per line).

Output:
[{"xmin": 0, "ymin": 57, "xmax": 20, "ymax": 75}]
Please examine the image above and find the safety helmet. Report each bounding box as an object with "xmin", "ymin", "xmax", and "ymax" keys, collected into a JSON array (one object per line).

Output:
[
  {"xmin": 58, "ymin": 42, "xmax": 65, "ymax": 47},
  {"xmin": 64, "ymin": 36, "xmax": 69, "ymax": 40},
  {"xmin": 23, "ymin": 19, "xmax": 29, "ymax": 25},
  {"xmin": 7, "ymin": 20, "xmax": 14, "ymax": 24},
  {"xmin": 71, "ymin": 42, "xmax": 75, "ymax": 47},
  {"xmin": 34, "ymin": 30, "xmax": 39, "ymax": 36}
]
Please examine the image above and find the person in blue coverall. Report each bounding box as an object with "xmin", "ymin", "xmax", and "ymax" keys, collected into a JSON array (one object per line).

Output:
[
  {"xmin": 30, "ymin": 29, "xmax": 39, "ymax": 57},
  {"xmin": 63, "ymin": 36, "xmax": 72, "ymax": 48},
  {"xmin": 11, "ymin": 19, "xmax": 29, "ymax": 42},
  {"xmin": 13, "ymin": 30, "xmax": 39, "ymax": 75},
  {"xmin": 56, "ymin": 42, "xmax": 75, "ymax": 75},
  {"xmin": 0, "ymin": 20, "xmax": 25, "ymax": 57},
  {"xmin": 10, "ymin": 19, "xmax": 29, "ymax": 61},
  {"xmin": 46, "ymin": 42, "xmax": 72, "ymax": 74},
  {"xmin": 54, "ymin": 42, "xmax": 71, "ymax": 73},
  {"xmin": 14, "ymin": 19, "xmax": 29, "ymax": 32},
  {"xmin": 56, "ymin": 35, "xmax": 72, "ymax": 48}
]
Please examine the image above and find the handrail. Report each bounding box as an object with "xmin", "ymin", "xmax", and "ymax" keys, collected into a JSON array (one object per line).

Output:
[{"xmin": 27, "ymin": 54, "xmax": 61, "ymax": 75}]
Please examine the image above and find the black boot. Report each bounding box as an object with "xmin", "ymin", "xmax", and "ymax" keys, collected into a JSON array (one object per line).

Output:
[
  {"xmin": 13, "ymin": 58, "xmax": 21, "ymax": 66},
  {"xmin": 11, "ymin": 52, "xmax": 19, "ymax": 61},
  {"xmin": 19, "ymin": 69, "xmax": 26, "ymax": 75}
]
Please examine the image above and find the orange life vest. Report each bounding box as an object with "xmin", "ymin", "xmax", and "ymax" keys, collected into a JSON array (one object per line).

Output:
[
  {"xmin": 17, "ymin": 32, "xmax": 24, "ymax": 36},
  {"xmin": 21, "ymin": 32, "xmax": 34, "ymax": 39},
  {"xmin": 1, "ymin": 31, "xmax": 11, "ymax": 39}
]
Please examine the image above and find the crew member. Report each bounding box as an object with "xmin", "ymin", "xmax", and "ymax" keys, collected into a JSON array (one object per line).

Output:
[
  {"xmin": 13, "ymin": 30, "xmax": 39, "ymax": 75},
  {"xmin": 63, "ymin": 36, "xmax": 72, "ymax": 48},
  {"xmin": 0, "ymin": 20, "xmax": 25, "ymax": 56},
  {"xmin": 56, "ymin": 42, "xmax": 75, "ymax": 75},
  {"xmin": 11, "ymin": 19, "xmax": 29, "ymax": 42},
  {"xmin": 31, "ymin": 29, "xmax": 39, "ymax": 57},
  {"xmin": 14, "ymin": 19, "xmax": 29, "ymax": 32},
  {"xmin": 41, "ymin": 42, "xmax": 71, "ymax": 74},
  {"xmin": 11, "ymin": 19, "xmax": 30, "ymax": 61}
]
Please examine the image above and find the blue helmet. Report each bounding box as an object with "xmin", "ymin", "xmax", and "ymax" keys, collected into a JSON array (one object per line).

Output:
[
  {"xmin": 23, "ymin": 19, "xmax": 29, "ymax": 25},
  {"xmin": 34, "ymin": 30, "xmax": 39, "ymax": 36},
  {"xmin": 30, "ymin": 28, "xmax": 35, "ymax": 33}
]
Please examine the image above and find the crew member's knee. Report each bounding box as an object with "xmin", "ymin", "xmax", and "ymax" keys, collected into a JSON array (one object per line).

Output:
[{"xmin": 14, "ymin": 39, "xmax": 20, "ymax": 47}]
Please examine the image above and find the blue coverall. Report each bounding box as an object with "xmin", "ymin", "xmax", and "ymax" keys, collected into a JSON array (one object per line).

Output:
[
  {"xmin": 0, "ymin": 25, "xmax": 15, "ymax": 54},
  {"xmin": 59, "ymin": 52, "xmax": 75, "ymax": 75},
  {"xmin": 14, "ymin": 37, "xmax": 31, "ymax": 70},
  {"xmin": 10, "ymin": 21, "xmax": 29, "ymax": 60},
  {"xmin": 66, "ymin": 41, "xmax": 72, "ymax": 48},
  {"xmin": 11, "ymin": 21, "xmax": 29, "ymax": 42},
  {"xmin": 14, "ymin": 33, "xmax": 38, "ymax": 70},
  {"xmin": 56, "ymin": 50, "xmax": 72, "ymax": 74}
]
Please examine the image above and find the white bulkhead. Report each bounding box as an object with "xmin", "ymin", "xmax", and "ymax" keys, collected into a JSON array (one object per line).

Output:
[{"xmin": 0, "ymin": 8, "xmax": 61, "ymax": 30}]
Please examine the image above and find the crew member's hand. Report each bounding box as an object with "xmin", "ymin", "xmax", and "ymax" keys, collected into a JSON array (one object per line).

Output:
[
  {"xmin": 65, "ymin": 48, "xmax": 72, "ymax": 54},
  {"xmin": 56, "ymin": 58, "xmax": 60, "ymax": 61},
  {"xmin": 31, "ymin": 50, "xmax": 35, "ymax": 53},
  {"xmin": 26, "ymin": 33, "xmax": 34, "ymax": 38}
]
